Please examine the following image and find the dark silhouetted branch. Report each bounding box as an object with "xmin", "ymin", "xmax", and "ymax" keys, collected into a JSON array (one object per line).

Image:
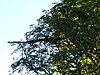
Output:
[
  {"xmin": 8, "ymin": 37, "xmax": 66, "ymax": 44},
  {"xmin": 8, "ymin": 31, "xmax": 95, "ymax": 44}
]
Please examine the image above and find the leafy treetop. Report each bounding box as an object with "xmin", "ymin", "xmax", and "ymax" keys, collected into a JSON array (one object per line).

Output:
[{"xmin": 9, "ymin": 0, "xmax": 100, "ymax": 75}]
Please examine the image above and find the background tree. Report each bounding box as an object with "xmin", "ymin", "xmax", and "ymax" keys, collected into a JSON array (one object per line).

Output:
[{"xmin": 9, "ymin": 0, "xmax": 100, "ymax": 75}]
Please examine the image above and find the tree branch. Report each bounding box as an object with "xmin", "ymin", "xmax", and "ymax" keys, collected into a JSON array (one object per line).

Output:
[
  {"xmin": 8, "ymin": 37, "xmax": 66, "ymax": 44},
  {"xmin": 8, "ymin": 31, "xmax": 95, "ymax": 44}
]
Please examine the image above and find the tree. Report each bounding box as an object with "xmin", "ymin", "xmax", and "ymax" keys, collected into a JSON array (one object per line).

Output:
[{"xmin": 9, "ymin": 0, "xmax": 100, "ymax": 75}]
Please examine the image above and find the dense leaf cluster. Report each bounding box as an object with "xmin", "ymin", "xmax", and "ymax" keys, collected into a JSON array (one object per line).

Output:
[{"xmin": 9, "ymin": 0, "xmax": 100, "ymax": 75}]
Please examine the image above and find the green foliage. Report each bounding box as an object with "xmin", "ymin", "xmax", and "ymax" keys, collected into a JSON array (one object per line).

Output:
[{"xmin": 9, "ymin": 0, "xmax": 100, "ymax": 75}]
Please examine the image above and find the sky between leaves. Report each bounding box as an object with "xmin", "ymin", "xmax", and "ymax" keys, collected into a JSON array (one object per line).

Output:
[{"xmin": 0, "ymin": 0, "xmax": 60, "ymax": 75}]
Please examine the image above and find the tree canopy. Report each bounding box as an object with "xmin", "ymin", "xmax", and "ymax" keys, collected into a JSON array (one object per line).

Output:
[{"xmin": 9, "ymin": 0, "xmax": 100, "ymax": 75}]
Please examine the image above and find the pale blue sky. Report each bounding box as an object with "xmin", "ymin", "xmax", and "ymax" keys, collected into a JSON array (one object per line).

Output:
[{"xmin": 0, "ymin": 0, "xmax": 59, "ymax": 75}]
